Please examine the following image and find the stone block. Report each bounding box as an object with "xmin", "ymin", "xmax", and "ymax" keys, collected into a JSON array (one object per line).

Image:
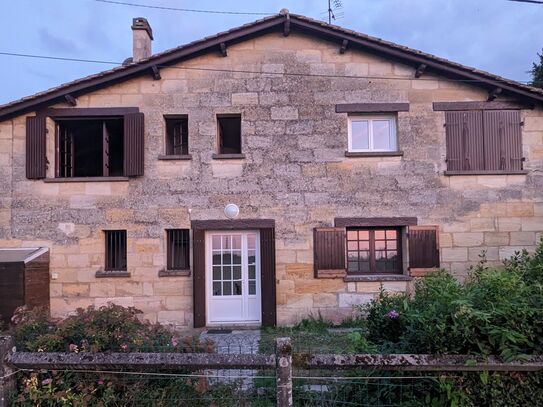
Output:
[
  {"xmin": 338, "ymin": 293, "xmax": 374, "ymax": 308},
  {"xmin": 497, "ymin": 218, "xmax": 521, "ymax": 232},
  {"xmin": 313, "ymin": 293, "xmax": 338, "ymax": 307},
  {"xmin": 521, "ymin": 217, "xmax": 543, "ymax": 232},
  {"xmin": 469, "ymin": 246, "xmax": 499, "ymax": 262},
  {"xmin": 89, "ymin": 282, "xmax": 115, "ymax": 298},
  {"xmin": 285, "ymin": 293, "xmax": 313, "ymax": 309},
  {"xmin": 452, "ymin": 233, "xmax": 484, "ymax": 247},
  {"xmin": 441, "ymin": 247, "xmax": 468, "ymax": 262},
  {"xmin": 115, "ymin": 281, "xmax": 143, "ymax": 296},
  {"xmin": 211, "ymin": 162, "xmax": 243, "ymax": 178},
  {"xmin": 356, "ymin": 282, "xmax": 382, "ymax": 292},
  {"xmin": 66, "ymin": 254, "xmax": 90, "ymax": 268},
  {"xmin": 382, "ymin": 281, "xmax": 408, "ymax": 292},
  {"xmin": 506, "ymin": 202, "xmax": 534, "ymax": 217},
  {"xmin": 470, "ymin": 218, "xmax": 496, "ymax": 232},
  {"xmin": 232, "ymin": 92, "xmax": 258, "ymax": 105},
  {"xmin": 157, "ymin": 311, "xmax": 185, "ymax": 324},
  {"xmin": 85, "ymin": 183, "xmax": 111, "ymax": 195},
  {"xmin": 484, "ymin": 232, "xmax": 510, "ymax": 246},
  {"xmin": 271, "ymin": 106, "xmax": 298, "ymax": 120},
  {"xmin": 509, "ymin": 232, "xmax": 536, "ymax": 246}
]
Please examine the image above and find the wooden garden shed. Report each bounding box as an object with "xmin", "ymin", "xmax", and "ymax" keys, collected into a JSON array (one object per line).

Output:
[{"xmin": 0, "ymin": 248, "xmax": 50, "ymax": 325}]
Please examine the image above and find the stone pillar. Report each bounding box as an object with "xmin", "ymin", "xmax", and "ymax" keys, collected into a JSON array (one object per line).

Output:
[
  {"xmin": 0, "ymin": 336, "xmax": 15, "ymax": 407},
  {"xmin": 275, "ymin": 337, "xmax": 293, "ymax": 407}
]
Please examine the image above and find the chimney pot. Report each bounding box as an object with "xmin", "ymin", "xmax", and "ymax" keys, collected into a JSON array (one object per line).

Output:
[{"xmin": 131, "ymin": 17, "xmax": 153, "ymax": 63}]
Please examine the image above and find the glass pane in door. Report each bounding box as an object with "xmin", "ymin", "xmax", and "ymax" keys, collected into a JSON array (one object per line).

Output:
[
  {"xmin": 247, "ymin": 233, "xmax": 257, "ymax": 295},
  {"xmin": 211, "ymin": 234, "xmax": 242, "ymax": 297}
]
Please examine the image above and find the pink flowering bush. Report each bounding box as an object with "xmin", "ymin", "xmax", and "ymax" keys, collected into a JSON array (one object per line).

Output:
[{"xmin": 12, "ymin": 304, "xmax": 211, "ymax": 353}]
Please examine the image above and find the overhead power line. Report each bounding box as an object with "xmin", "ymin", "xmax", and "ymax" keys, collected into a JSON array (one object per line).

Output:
[
  {"xmin": 506, "ymin": 0, "xmax": 543, "ymax": 4},
  {"xmin": 94, "ymin": 0, "xmax": 274, "ymax": 15},
  {"xmin": 0, "ymin": 51, "xmax": 539, "ymax": 85}
]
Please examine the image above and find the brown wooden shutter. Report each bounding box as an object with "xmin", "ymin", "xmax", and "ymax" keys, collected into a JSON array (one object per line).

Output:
[
  {"xmin": 26, "ymin": 116, "xmax": 47, "ymax": 179},
  {"xmin": 483, "ymin": 110, "xmax": 523, "ymax": 172},
  {"xmin": 408, "ymin": 226, "xmax": 440, "ymax": 277},
  {"xmin": 445, "ymin": 111, "xmax": 484, "ymax": 171},
  {"xmin": 192, "ymin": 228, "xmax": 206, "ymax": 328},
  {"xmin": 260, "ymin": 228, "xmax": 276, "ymax": 327},
  {"xmin": 313, "ymin": 227, "xmax": 346, "ymax": 278},
  {"xmin": 123, "ymin": 112, "xmax": 144, "ymax": 176}
]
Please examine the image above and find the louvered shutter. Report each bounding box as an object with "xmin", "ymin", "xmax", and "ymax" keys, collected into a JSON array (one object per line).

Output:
[
  {"xmin": 260, "ymin": 228, "xmax": 277, "ymax": 327},
  {"xmin": 313, "ymin": 227, "xmax": 346, "ymax": 278},
  {"xmin": 408, "ymin": 226, "xmax": 440, "ymax": 277},
  {"xmin": 483, "ymin": 110, "xmax": 523, "ymax": 172},
  {"xmin": 25, "ymin": 116, "xmax": 47, "ymax": 179},
  {"xmin": 445, "ymin": 111, "xmax": 484, "ymax": 171},
  {"xmin": 123, "ymin": 112, "xmax": 145, "ymax": 176},
  {"xmin": 192, "ymin": 228, "xmax": 206, "ymax": 328}
]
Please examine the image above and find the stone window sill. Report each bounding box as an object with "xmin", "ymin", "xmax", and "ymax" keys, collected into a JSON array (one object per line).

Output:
[
  {"xmin": 45, "ymin": 177, "xmax": 129, "ymax": 183},
  {"xmin": 158, "ymin": 269, "xmax": 191, "ymax": 277},
  {"xmin": 212, "ymin": 153, "xmax": 246, "ymax": 160},
  {"xmin": 345, "ymin": 151, "xmax": 404, "ymax": 158},
  {"xmin": 444, "ymin": 170, "xmax": 528, "ymax": 176},
  {"xmin": 95, "ymin": 270, "xmax": 131, "ymax": 278},
  {"xmin": 343, "ymin": 274, "xmax": 412, "ymax": 282},
  {"xmin": 157, "ymin": 154, "xmax": 192, "ymax": 161}
]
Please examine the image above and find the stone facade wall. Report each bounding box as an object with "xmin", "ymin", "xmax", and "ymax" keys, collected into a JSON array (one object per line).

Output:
[{"xmin": 0, "ymin": 31, "xmax": 542, "ymax": 326}]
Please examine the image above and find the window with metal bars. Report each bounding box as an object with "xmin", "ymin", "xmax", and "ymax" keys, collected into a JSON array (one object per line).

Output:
[
  {"xmin": 56, "ymin": 118, "xmax": 124, "ymax": 177},
  {"xmin": 104, "ymin": 230, "xmax": 127, "ymax": 271},
  {"xmin": 165, "ymin": 117, "xmax": 188, "ymax": 156},
  {"xmin": 166, "ymin": 229, "xmax": 190, "ymax": 270}
]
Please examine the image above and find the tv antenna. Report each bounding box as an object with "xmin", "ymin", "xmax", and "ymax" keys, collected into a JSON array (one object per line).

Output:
[{"xmin": 327, "ymin": 0, "xmax": 344, "ymax": 24}]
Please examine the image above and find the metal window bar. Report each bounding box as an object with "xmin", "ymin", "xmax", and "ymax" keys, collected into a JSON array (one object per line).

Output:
[
  {"xmin": 59, "ymin": 127, "xmax": 74, "ymax": 177},
  {"xmin": 167, "ymin": 229, "xmax": 190, "ymax": 270},
  {"xmin": 105, "ymin": 230, "xmax": 127, "ymax": 271},
  {"xmin": 166, "ymin": 119, "xmax": 188, "ymax": 155}
]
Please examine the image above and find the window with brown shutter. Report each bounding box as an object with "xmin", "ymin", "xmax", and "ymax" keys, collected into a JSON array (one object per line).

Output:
[
  {"xmin": 166, "ymin": 229, "xmax": 190, "ymax": 271},
  {"xmin": 105, "ymin": 230, "xmax": 127, "ymax": 272},
  {"xmin": 313, "ymin": 227, "xmax": 346, "ymax": 278},
  {"xmin": 165, "ymin": 117, "xmax": 188, "ymax": 156},
  {"xmin": 124, "ymin": 112, "xmax": 145, "ymax": 176},
  {"xmin": 56, "ymin": 118, "xmax": 124, "ymax": 178},
  {"xmin": 26, "ymin": 116, "xmax": 47, "ymax": 179},
  {"xmin": 346, "ymin": 228, "xmax": 402, "ymax": 275},
  {"xmin": 445, "ymin": 110, "xmax": 524, "ymax": 174},
  {"xmin": 408, "ymin": 225, "xmax": 440, "ymax": 276}
]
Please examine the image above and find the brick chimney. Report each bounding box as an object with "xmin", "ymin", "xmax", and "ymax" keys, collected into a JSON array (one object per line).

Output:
[{"xmin": 131, "ymin": 17, "xmax": 153, "ymax": 62}]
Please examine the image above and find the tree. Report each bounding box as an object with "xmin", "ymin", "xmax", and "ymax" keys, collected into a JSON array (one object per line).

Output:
[{"xmin": 530, "ymin": 49, "xmax": 543, "ymax": 89}]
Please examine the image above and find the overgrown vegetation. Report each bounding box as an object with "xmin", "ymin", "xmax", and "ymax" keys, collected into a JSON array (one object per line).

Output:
[
  {"xmin": 12, "ymin": 304, "xmax": 209, "ymax": 353},
  {"xmin": 359, "ymin": 246, "xmax": 543, "ymax": 360}
]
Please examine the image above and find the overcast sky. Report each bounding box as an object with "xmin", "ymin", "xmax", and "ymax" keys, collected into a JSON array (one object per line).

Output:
[{"xmin": 1, "ymin": 0, "xmax": 542, "ymax": 105}]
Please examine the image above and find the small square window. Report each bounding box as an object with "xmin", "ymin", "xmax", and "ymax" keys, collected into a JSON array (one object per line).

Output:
[
  {"xmin": 105, "ymin": 230, "xmax": 127, "ymax": 271},
  {"xmin": 166, "ymin": 229, "xmax": 190, "ymax": 270},
  {"xmin": 217, "ymin": 114, "xmax": 241, "ymax": 154},
  {"xmin": 348, "ymin": 115, "xmax": 397, "ymax": 152},
  {"xmin": 165, "ymin": 117, "xmax": 188, "ymax": 155}
]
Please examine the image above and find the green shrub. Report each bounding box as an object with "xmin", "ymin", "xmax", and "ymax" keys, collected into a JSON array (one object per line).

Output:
[{"xmin": 359, "ymin": 244, "xmax": 543, "ymax": 360}]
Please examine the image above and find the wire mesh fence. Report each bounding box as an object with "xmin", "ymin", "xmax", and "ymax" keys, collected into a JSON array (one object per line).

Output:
[{"xmin": 4, "ymin": 331, "xmax": 543, "ymax": 406}]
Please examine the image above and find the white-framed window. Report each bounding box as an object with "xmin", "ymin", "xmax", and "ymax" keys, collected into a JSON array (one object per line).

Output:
[{"xmin": 348, "ymin": 115, "xmax": 398, "ymax": 152}]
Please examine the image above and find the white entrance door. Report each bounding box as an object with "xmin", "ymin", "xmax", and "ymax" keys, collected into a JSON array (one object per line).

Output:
[{"xmin": 206, "ymin": 231, "xmax": 261, "ymax": 325}]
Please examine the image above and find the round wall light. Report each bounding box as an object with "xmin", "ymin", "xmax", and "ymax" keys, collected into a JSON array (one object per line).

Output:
[{"xmin": 224, "ymin": 203, "xmax": 240, "ymax": 219}]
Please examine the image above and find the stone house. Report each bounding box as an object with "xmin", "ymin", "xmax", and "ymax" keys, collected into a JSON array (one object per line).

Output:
[{"xmin": 0, "ymin": 11, "xmax": 542, "ymax": 328}]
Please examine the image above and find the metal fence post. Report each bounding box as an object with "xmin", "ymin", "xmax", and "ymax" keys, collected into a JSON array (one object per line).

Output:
[
  {"xmin": 275, "ymin": 337, "xmax": 293, "ymax": 407},
  {"xmin": 0, "ymin": 336, "xmax": 15, "ymax": 407}
]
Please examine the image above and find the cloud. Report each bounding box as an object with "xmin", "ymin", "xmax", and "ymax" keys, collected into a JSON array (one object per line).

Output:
[{"xmin": 38, "ymin": 28, "xmax": 80, "ymax": 54}]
